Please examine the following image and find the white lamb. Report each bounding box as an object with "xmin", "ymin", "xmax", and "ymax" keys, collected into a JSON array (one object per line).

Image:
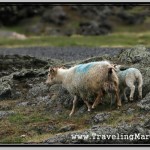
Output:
[{"xmin": 114, "ymin": 65, "xmax": 143, "ymax": 101}]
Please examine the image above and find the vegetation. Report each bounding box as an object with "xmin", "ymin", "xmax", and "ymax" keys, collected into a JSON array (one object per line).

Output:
[
  {"xmin": 0, "ymin": 99, "xmax": 148, "ymax": 144},
  {"xmin": 0, "ymin": 32, "xmax": 150, "ymax": 48}
]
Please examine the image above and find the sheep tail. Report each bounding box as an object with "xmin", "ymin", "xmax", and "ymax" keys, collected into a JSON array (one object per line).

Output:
[{"xmin": 108, "ymin": 67, "xmax": 115, "ymax": 82}]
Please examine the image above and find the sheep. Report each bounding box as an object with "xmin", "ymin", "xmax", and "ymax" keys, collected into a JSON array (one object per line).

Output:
[
  {"xmin": 114, "ymin": 65, "xmax": 143, "ymax": 101},
  {"xmin": 45, "ymin": 61, "xmax": 121, "ymax": 116}
]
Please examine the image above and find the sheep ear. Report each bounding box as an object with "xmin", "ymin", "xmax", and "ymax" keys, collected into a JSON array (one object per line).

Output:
[
  {"xmin": 61, "ymin": 66, "xmax": 66, "ymax": 69},
  {"xmin": 112, "ymin": 64, "xmax": 117, "ymax": 68}
]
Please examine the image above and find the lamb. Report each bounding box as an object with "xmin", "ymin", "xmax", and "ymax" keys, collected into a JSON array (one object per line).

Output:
[
  {"xmin": 45, "ymin": 61, "xmax": 121, "ymax": 116},
  {"xmin": 114, "ymin": 65, "xmax": 143, "ymax": 101}
]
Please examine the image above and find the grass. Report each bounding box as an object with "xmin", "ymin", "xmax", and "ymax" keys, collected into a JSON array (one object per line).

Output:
[
  {"xmin": 0, "ymin": 102, "xmax": 93, "ymax": 144},
  {"xmin": 0, "ymin": 32, "xmax": 150, "ymax": 48},
  {"xmin": 0, "ymin": 99, "xmax": 149, "ymax": 144}
]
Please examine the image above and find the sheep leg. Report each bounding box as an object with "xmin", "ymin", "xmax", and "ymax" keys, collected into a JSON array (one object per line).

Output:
[
  {"xmin": 138, "ymin": 84, "xmax": 142, "ymax": 100},
  {"xmin": 123, "ymin": 87, "xmax": 128, "ymax": 102},
  {"xmin": 69, "ymin": 95, "xmax": 77, "ymax": 117},
  {"xmin": 115, "ymin": 88, "xmax": 122, "ymax": 108},
  {"xmin": 126, "ymin": 81, "xmax": 135, "ymax": 101},
  {"xmin": 83, "ymin": 99, "xmax": 91, "ymax": 112},
  {"xmin": 92, "ymin": 90, "xmax": 103, "ymax": 109}
]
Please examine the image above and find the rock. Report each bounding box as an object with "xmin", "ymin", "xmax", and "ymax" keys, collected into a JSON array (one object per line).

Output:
[
  {"xmin": 137, "ymin": 92, "xmax": 150, "ymax": 111},
  {"xmin": 78, "ymin": 20, "xmax": 112, "ymax": 35},
  {"xmin": 13, "ymin": 70, "xmax": 37, "ymax": 80},
  {"xmin": 42, "ymin": 6, "xmax": 68, "ymax": 25},
  {"xmin": 58, "ymin": 124, "xmax": 76, "ymax": 133},
  {"xmin": 128, "ymin": 124, "xmax": 146, "ymax": 135},
  {"xmin": 144, "ymin": 119, "xmax": 150, "ymax": 129},
  {"xmin": 44, "ymin": 121, "xmax": 150, "ymax": 144},
  {"xmin": 118, "ymin": 45, "xmax": 150, "ymax": 65},
  {"xmin": 0, "ymin": 55, "xmax": 48, "ymax": 77},
  {"xmin": 48, "ymin": 84, "xmax": 72, "ymax": 109},
  {"xmin": 17, "ymin": 101, "xmax": 29, "ymax": 107},
  {"xmin": 0, "ymin": 30, "xmax": 26, "ymax": 39},
  {"xmin": 26, "ymin": 22, "xmax": 44, "ymax": 35},
  {"xmin": 0, "ymin": 76, "xmax": 12, "ymax": 100},
  {"xmin": 27, "ymin": 82, "xmax": 49, "ymax": 100},
  {"xmin": 117, "ymin": 11, "xmax": 145, "ymax": 25},
  {"xmin": 91, "ymin": 112, "xmax": 111, "ymax": 124},
  {"xmin": 126, "ymin": 108, "xmax": 135, "ymax": 115},
  {"xmin": 0, "ymin": 111, "xmax": 15, "ymax": 119}
]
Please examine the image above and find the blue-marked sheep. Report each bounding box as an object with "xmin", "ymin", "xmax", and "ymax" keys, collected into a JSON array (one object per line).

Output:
[
  {"xmin": 46, "ymin": 61, "xmax": 121, "ymax": 116},
  {"xmin": 114, "ymin": 65, "xmax": 143, "ymax": 101}
]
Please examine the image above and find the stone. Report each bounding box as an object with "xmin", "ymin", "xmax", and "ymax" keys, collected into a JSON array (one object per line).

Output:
[
  {"xmin": 137, "ymin": 92, "xmax": 150, "ymax": 111},
  {"xmin": 91, "ymin": 112, "xmax": 111, "ymax": 124},
  {"xmin": 58, "ymin": 124, "xmax": 76, "ymax": 132},
  {"xmin": 0, "ymin": 111, "xmax": 15, "ymax": 119}
]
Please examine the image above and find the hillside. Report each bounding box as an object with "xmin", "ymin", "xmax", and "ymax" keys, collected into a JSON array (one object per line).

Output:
[
  {"xmin": 0, "ymin": 45, "xmax": 150, "ymax": 144},
  {"xmin": 0, "ymin": 4, "xmax": 150, "ymax": 36}
]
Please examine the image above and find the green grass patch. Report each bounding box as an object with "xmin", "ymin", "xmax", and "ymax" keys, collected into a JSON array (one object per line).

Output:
[
  {"xmin": 0, "ymin": 32, "xmax": 150, "ymax": 48},
  {"xmin": 0, "ymin": 136, "xmax": 24, "ymax": 144}
]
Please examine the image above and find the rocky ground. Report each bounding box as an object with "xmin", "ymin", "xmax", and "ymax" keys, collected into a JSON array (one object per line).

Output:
[{"xmin": 0, "ymin": 45, "xmax": 150, "ymax": 144}]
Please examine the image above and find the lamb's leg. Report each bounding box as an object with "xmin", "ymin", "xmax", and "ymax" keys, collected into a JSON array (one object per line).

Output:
[
  {"xmin": 92, "ymin": 90, "xmax": 103, "ymax": 109},
  {"xmin": 138, "ymin": 83, "xmax": 142, "ymax": 100},
  {"xmin": 126, "ymin": 81, "xmax": 135, "ymax": 101},
  {"xmin": 114, "ymin": 88, "xmax": 122, "ymax": 108},
  {"xmin": 113, "ymin": 82, "xmax": 122, "ymax": 108},
  {"xmin": 123, "ymin": 87, "xmax": 128, "ymax": 102},
  {"xmin": 69, "ymin": 95, "xmax": 77, "ymax": 117}
]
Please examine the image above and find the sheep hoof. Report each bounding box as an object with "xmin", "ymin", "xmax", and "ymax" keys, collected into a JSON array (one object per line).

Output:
[
  {"xmin": 130, "ymin": 97, "xmax": 133, "ymax": 101},
  {"xmin": 138, "ymin": 96, "xmax": 142, "ymax": 100},
  {"xmin": 91, "ymin": 106, "xmax": 95, "ymax": 109},
  {"xmin": 117, "ymin": 105, "xmax": 121, "ymax": 109},
  {"xmin": 88, "ymin": 109, "xmax": 91, "ymax": 112},
  {"xmin": 69, "ymin": 113, "xmax": 73, "ymax": 117}
]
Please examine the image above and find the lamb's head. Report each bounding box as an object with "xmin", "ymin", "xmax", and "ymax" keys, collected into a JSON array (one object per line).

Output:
[
  {"xmin": 45, "ymin": 67, "xmax": 59, "ymax": 86},
  {"xmin": 113, "ymin": 64, "xmax": 130, "ymax": 72},
  {"xmin": 113, "ymin": 64, "xmax": 121, "ymax": 72}
]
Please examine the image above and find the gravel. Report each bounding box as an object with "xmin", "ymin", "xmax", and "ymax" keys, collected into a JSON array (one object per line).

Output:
[{"xmin": 0, "ymin": 47, "xmax": 125, "ymax": 61}]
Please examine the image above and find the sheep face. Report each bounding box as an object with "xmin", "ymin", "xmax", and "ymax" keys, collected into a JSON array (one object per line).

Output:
[{"xmin": 45, "ymin": 67, "xmax": 58, "ymax": 86}]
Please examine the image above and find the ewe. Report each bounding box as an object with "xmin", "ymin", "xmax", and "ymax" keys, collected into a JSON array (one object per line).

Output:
[{"xmin": 46, "ymin": 61, "xmax": 121, "ymax": 116}]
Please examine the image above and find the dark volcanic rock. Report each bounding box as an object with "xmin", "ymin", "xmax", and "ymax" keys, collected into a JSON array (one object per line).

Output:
[
  {"xmin": 91, "ymin": 112, "xmax": 111, "ymax": 124},
  {"xmin": 42, "ymin": 6, "xmax": 68, "ymax": 25},
  {"xmin": 0, "ymin": 55, "xmax": 48, "ymax": 77},
  {"xmin": 27, "ymin": 82, "xmax": 49, "ymax": 99},
  {"xmin": 78, "ymin": 20, "xmax": 112, "ymax": 35},
  {"xmin": 0, "ymin": 76, "xmax": 12, "ymax": 100},
  {"xmin": 117, "ymin": 11, "xmax": 146, "ymax": 25},
  {"xmin": 44, "ymin": 122, "xmax": 150, "ymax": 144},
  {"xmin": 118, "ymin": 45, "xmax": 150, "ymax": 64},
  {"xmin": 45, "ymin": 84, "xmax": 73, "ymax": 111},
  {"xmin": 137, "ymin": 92, "xmax": 150, "ymax": 111},
  {"xmin": 58, "ymin": 124, "xmax": 76, "ymax": 133}
]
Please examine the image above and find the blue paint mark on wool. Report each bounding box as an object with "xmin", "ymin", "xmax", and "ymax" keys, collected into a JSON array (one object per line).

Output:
[{"xmin": 76, "ymin": 62, "xmax": 95, "ymax": 74}]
